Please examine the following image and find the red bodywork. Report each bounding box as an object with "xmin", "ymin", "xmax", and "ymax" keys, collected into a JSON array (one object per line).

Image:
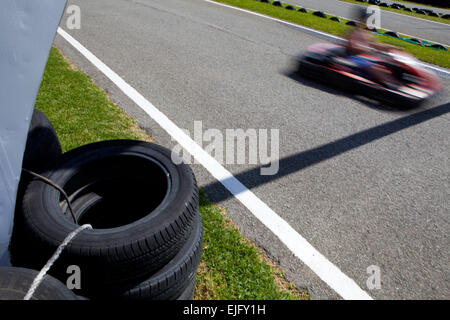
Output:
[{"xmin": 306, "ymin": 43, "xmax": 442, "ymax": 91}]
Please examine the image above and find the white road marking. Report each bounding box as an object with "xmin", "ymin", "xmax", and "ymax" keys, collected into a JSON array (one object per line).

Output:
[
  {"xmin": 203, "ymin": 0, "xmax": 450, "ymax": 78},
  {"xmin": 57, "ymin": 27, "xmax": 373, "ymax": 300},
  {"xmin": 204, "ymin": 0, "xmax": 342, "ymax": 41}
]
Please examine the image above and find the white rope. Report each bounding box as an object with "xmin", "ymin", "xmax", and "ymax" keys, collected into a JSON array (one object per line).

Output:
[{"xmin": 23, "ymin": 224, "xmax": 93, "ymax": 300}]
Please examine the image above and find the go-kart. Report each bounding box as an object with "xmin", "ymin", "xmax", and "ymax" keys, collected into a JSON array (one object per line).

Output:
[{"xmin": 296, "ymin": 43, "xmax": 442, "ymax": 108}]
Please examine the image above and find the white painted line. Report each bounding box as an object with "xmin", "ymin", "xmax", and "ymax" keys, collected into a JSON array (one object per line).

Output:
[
  {"xmin": 204, "ymin": 0, "xmax": 342, "ymax": 41},
  {"xmin": 57, "ymin": 27, "xmax": 373, "ymax": 300},
  {"xmin": 203, "ymin": 0, "xmax": 450, "ymax": 78}
]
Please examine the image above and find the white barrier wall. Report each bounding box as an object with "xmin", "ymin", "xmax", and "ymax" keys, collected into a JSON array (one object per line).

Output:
[{"xmin": 0, "ymin": 0, "xmax": 67, "ymax": 265}]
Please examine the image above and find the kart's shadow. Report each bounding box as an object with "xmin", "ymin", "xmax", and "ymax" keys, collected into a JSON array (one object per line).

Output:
[{"xmin": 284, "ymin": 70, "xmax": 422, "ymax": 113}]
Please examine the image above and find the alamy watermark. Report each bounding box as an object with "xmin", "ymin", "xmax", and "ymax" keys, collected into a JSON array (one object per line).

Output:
[
  {"xmin": 66, "ymin": 5, "xmax": 81, "ymax": 30},
  {"xmin": 66, "ymin": 265, "xmax": 81, "ymax": 290},
  {"xmin": 366, "ymin": 6, "xmax": 381, "ymax": 30},
  {"xmin": 171, "ymin": 121, "xmax": 280, "ymax": 175},
  {"xmin": 366, "ymin": 265, "xmax": 381, "ymax": 290}
]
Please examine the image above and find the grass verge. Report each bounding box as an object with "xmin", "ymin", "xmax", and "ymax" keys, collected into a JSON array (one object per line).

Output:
[
  {"xmin": 196, "ymin": 189, "xmax": 309, "ymax": 300},
  {"xmin": 36, "ymin": 47, "xmax": 309, "ymax": 300},
  {"xmin": 214, "ymin": 0, "xmax": 450, "ymax": 68},
  {"xmin": 35, "ymin": 48, "xmax": 152, "ymax": 151},
  {"xmin": 340, "ymin": 0, "xmax": 450, "ymax": 25}
]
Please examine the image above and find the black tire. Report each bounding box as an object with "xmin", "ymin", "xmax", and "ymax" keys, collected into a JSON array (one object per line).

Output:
[
  {"xmin": 114, "ymin": 212, "xmax": 203, "ymax": 300},
  {"xmin": 11, "ymin": 109, "xmax": 63, "ymax": 260},
  {"xmin": 0, "ymin": 267, "xmax": 80, "ymax": 300},
  {"xmin": 13, "ymin": 140, "xmax": 199, "ymax": 294},
  {"xmin": 298, "ymin": 55, "xmax": 357, "ymax": 93},
  {"xmin": 53, "ymin": 191, "xmax": 201, "ymax": 300},
  {"xmin": 384, "ymin": 31, "xmax": 400, "ymax": 39},
  {"xmin": 177, "ymin": 275, "xmax": 197, "ymax": 300},
  {"xmin": 429, "ymin": 44, "xmax": 447, "ymax": 51},
  {"xmin": 330, "ymin": 16, "xmax": 342, "ymax": 23},
  {"xmin": 313, "ymin": 11, "xmax": 327, "ymax": 18},
  {"xmin": 272, "ymin": 1, "xmax": 283, "ymax": 7},
  {"xmin": 409, "ymin": 38, "xmax": 424, "ymax": 45},
  {"xmin": 358, "ymin": 80, "xmax": 425, "ymax": 109},
  {"xmin": 22, "ymin": 109, "xmax": 62, "ymax": 174}
]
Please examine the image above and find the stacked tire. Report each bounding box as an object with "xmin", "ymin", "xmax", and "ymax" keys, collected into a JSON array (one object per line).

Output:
[
  {"xmin": 10, "ymin": 110, "xmax": 203, "ymax": 300},
  {"xmin": 0, "ymin": 267, "xmax": 82, "ymax": 300},
  {"xmin": 22, "ymin": 109, "xmax": 63, "ymax": 174},
  {"xmin": 13, "ymin": 109, "xmax": 63, "ymax": 206}
]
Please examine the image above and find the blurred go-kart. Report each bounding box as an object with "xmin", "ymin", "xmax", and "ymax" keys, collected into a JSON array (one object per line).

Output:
[{"xmin": 296, "ymin": 42, "xmax": 442, "ymax": 108}]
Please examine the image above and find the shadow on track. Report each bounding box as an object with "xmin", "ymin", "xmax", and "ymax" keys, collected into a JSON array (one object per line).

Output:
[
  {"xmin": 284, "ymin": 70, "xmax": 419, "ymax": 114},
  {"xmin": 203, "ymin": 101, "xmax": 450, "ymax": 203}
]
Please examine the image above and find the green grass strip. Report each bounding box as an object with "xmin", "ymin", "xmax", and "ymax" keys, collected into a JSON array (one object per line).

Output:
[
  {"xmin": 35, "ymin": 48, "xmax": 151, "ymax": 152},
  {"xmin": 196, "ymin": 190, "xmax": 309, "ymax": 300},
  {"xmin": 36, "ymin": 47, "xmax": 309, "ymax": 300},
  {"xmin": 214, "ymin": 0, "xmax": 450, "ymax": 68}
]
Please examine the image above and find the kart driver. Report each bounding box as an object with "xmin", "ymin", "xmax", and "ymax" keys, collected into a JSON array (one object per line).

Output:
[{"xmin": 345, "ymin": 7, "xmax": 401, "ymax": 89}]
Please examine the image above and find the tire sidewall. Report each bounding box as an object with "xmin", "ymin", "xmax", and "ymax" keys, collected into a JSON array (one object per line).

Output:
[{"xmin": 22, "ymin": 140, "xmax": 196, "ymax": 248}]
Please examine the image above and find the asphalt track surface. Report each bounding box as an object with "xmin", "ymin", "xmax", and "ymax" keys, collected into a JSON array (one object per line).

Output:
[
  {"xmin": 287, "ymin": 0, "xmax": 450, "ymax": 44},
  {"xmin": 56, "ymin": 0, "xmax": 449, "ymax": 299}
]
